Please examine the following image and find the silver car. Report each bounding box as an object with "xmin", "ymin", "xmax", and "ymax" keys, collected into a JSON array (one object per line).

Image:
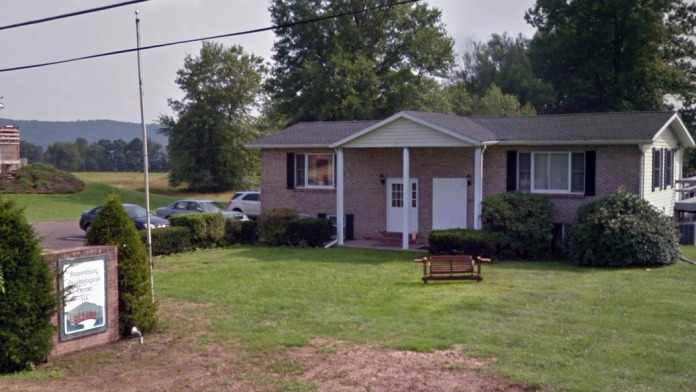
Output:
[
  {"xmin": 226, "ymin": 191, "xmax": 260, "ymax": 217},
  {"xmin": 156, "ymin": 200, "xmax": 249, "ymax": 221}
]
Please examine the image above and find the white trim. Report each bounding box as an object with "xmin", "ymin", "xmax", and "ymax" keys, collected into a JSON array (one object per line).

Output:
[
  {"xmin": 495, "ymin": 139, "xmax": 651, "ymax": 146},
  {"xmin": 246, "ymin": 144, "xmax": 329, "ymax": 149},
  {"xmin": 638, "ymin": 144, "xmax": 647, "ymax": 198},
  {"xmin": 528, "ymin": 151, "xmax": 585, "ymax": 194},
  {"xmin": 330, "ymin": 112, "xmax": 481, "ymax": 148},
  {"xmin": 473, "ymin": 147, "xmax": 483, "ymax": 230},
  {"xmin": 653, "ymin": 113, "xmax": 696, "ymax": 147},
  {"xmin": 402, "ymin": 147, "xmax": 411, "ymax": 250},
  {"xmin": 335, "ymin": 148, "xmax": 345, "ymax": 245}
]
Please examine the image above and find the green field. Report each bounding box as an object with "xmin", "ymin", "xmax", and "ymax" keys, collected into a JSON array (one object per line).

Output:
[
  {"xmin": 156, "ymin": 246, "xmax": 696, "ymax": 392},
  {"xmin": 2, "ymin": 182, "xmax": 179, "ymax": 222}
]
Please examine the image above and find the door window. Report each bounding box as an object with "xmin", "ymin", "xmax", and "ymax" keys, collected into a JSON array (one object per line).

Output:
[{"xmin": 391, "ymin": 183, "xmax": 403, "ymax": 208}]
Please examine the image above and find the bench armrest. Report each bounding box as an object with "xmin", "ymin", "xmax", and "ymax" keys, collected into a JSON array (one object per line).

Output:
[
  {"xmin": 413, "ymin": 257, "xmax": 429, "ymax": 263},
  {"xmin": 476, "ymin": 257, "xmax": 492, "ymax": 263}
]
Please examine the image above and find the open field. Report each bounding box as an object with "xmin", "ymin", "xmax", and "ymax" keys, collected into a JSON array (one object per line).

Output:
[
  {"xmin": 73, "ymin": 172, "xmax": 243, "ymax": 202},
  {"xmin": 2, "ymin": 183, "xmax": 179, "ymax": 222}
]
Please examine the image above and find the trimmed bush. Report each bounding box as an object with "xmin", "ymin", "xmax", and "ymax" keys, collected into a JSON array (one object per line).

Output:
[
  {"xmin": 86, "ymin": 195, "xmax": 157, "ymax": 336},
  {"xmin": 169, "ymin": 213, "xmax": 225, "ymax": 247},
  {"xmin": 428, "ymin": 229, "xmax": 500, "ymax": 257},
  {"xmin": 568, "ymin": 190, "xmax": 679, "ymax": 267},
  {"xmin": 481, "ymin": 192, "xmax": 554, "ymax": 259},
  {"xmin": 257, "ymin": 208, "xmax": 298, "ymax": 245},
  {"xmin": 0, "ymin": 199, "xmax": 56, "ymax": 373},
  {"xmin": 141, "ymin": 227, "xmax": 193, "ymax": 256},
  {"xmin": 287, "ymin": 218, "xmax": 334, "ymax": 247},
  {"xmin": 224, "ymin": 219, "xmax": 258, "ymax": 245}
]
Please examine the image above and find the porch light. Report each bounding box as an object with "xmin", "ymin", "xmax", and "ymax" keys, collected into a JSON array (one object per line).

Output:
[{"xmin": 380, "ymin": 173, "xmax": 385, "ymax": 185}]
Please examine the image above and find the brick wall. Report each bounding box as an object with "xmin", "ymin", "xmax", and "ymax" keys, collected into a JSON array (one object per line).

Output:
[
  {"xmin": 42, "ymin": 246, "xmax": 119, "ymax": 358},
  {"xmin": 484, "ymin": 145, "xmax": 641, "ymax": 223}
]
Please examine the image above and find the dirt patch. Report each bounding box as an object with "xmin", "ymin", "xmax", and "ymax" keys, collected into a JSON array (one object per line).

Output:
[
  {"xmin": 1, "ymin": 302, "xmax": 538, "ymax": 392},
  {"xmin": 286, "ymin": 338, "xmax": 538, "ymax": 392}
]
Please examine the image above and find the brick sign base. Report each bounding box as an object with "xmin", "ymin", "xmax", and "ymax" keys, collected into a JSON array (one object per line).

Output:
[{"xmin": 42, "ymin": 246, "xmax": 119, "ymax": 357}]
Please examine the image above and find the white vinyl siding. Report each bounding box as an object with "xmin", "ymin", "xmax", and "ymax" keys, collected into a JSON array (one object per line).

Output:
[
  {"xmin": 344, "ymin": 118, "xmax": 470, "ymax": 148},
  {"xmin": 642, "ymin": 124, "xmax": 682, "ymax": 215}
]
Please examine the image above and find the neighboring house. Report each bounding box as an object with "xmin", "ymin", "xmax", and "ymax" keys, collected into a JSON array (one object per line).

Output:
[
  {"xmin": 248, "ymin": 111, "xmax": 694, "ymax": 249},
  {"xmin": 0, "ymin": 125, "xmax": 21, "ymax": 175}
]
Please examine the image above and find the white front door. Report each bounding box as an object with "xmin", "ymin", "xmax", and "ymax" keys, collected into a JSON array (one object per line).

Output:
[
  {"xmin": 432, "ymin": 178, "xmax": 468, "ymax": 230},
  {"xmin": 386, "ymin": 178, "xmax": 418, "ymax": 233}
]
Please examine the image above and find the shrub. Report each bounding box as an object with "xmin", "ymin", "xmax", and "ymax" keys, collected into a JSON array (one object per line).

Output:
[
  {"xmin": 287, "ymin": 218, "xmax": 334, "ymax": 247},
  {"xmin": 568, "ymin": 190, "xmax": 679, "ymax": 267},
  {"xmin": 428, "ymin": 229, "xmax": 500, "ymax": 257},
  {"xmin": 257, "ymin": 208, "xmax": 298, "ymax": 245},
  {"xmin": 224, "ymin": 219, "xmax": 258, "ymax": 245},
  {"xmin": 169, "ymin": 213, "xmax": 225, "ymax": 247},
  {"xmin": 481, "ymin": 192, "xmax": 554, "ymax": 259},
  {"xmin": 0, "ymin": 164, "xmax": 84, "ymax": 194},
  {"xmin": 141, "ymin": 227, "xmax": 193, "ymax": 256},
  {"xmin": 86, "ymin": 195, "xmax": 157, "ymax": 336},
  {"xmin": 0, "ymin": 199, "xmax": 56, "ymax": 373}
]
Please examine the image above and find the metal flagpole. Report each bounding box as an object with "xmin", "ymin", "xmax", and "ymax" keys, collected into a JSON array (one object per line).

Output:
[{"xmin": 135, "ymin": 10, "xmax": 155, "ymax": 302}]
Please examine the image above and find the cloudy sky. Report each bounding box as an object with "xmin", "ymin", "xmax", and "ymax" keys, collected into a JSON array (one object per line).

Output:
[{"xmin": 0, "ymin": 0, "xmax": 534, "ymax": 123}]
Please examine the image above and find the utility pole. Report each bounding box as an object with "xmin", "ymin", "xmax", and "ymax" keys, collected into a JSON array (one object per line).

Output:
[{"xmin": 135, "ymin": 10, "xmax": 154, "ymax": 302}]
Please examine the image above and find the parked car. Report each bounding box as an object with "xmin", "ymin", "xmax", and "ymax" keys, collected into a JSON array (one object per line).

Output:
[
  {"xmin": 155, "ymin": 199, "xmax": 249, "ymax": 221},
  {"xmin": 226, "ymin": 191, "xmax": 260, "ymax": 217},
  {"xmin": 80, "ymin": 203, "xmax": 169, "ymax": 232}
]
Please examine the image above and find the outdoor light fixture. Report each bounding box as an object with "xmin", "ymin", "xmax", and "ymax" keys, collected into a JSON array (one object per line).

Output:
[{"xmin": 380, "ymin": 173, "xmax": 385, "ymax": 185}]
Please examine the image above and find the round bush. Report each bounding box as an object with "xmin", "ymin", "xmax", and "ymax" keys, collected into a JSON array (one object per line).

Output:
[
  {"xmin": 257, "ymin": 208, "xmax": 297, "ymax": 245},
  {"xmin": 86, "ymin": 194, "xmax": 157, "ymax": 336},
  {"xmin": 481, "ymin": 192, "xmax": 554, "ymax": 259},
  {"xmin": 569, "ymin": 190, "xmax": 679, "ymax": 267},
  {"xmin": 0, "ymin": 199, "xmax": 56, "ymax": 373}
]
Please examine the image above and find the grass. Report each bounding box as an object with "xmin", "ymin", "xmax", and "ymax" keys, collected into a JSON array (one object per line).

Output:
[
  {"xmin": 1, "ymin": 182, "xmax": 179, "ymax": 222},
  {"xmin": 156, "ymin": 246, "xmax": 696, "ymax": 392},
  {"xmin": 73, "ymin": 172, "xmax": 238, "ymax": 202}
]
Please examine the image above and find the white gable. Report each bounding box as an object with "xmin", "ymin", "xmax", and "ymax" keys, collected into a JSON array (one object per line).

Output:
[{"xmin": 344, "ymin": 117, "xmax": 470, "ymax": 148}]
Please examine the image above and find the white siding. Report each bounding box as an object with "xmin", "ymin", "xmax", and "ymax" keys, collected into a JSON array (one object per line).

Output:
[
  {"xmin": 345, "ymin": 118, "xmax": 470, "ymax": 148},
  {"xmin": 642, "ymin": 124, "xmax": 682, "ymax": 215}
]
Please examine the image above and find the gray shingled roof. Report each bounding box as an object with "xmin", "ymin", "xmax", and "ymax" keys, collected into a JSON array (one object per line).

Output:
[{"xmin": 249, "ymin": 111, "xmax": 679, "ymax": 147}]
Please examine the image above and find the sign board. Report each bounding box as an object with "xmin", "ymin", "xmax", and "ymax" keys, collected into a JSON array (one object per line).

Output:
[{"xmin": 59, "ymin": 256, "xmax": 108, "ymax": 341}]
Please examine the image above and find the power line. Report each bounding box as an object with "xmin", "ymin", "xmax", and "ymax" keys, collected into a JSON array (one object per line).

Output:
[
  {"xmin": 0, "ymin": 0, "xmax": 420, "ymax": 73},
  {"xmin": 0, "ymin": 0, "xmax": 149, "ymax": 31}
]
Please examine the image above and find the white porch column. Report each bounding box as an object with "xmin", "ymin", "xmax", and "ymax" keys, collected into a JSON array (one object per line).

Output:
[
  {"xmin": 474, "ymin": 146, "xmax": 484, "ymax": 230},
  {"xmin": 336, "ymin": 148, "xmax": 345, "ymax": 245},
  {"xmin": 402, "ymin": 147, "xmax": 411, "ymax": 250}
]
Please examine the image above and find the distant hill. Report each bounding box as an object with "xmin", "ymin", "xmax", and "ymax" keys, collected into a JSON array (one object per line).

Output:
[{"xmin": 0, "ymin": 118, "xmax": 167, "ymax": 147}]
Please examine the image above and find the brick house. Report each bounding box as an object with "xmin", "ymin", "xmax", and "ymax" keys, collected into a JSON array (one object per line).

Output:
[
  {"xmin": 249, "ymin": 111, "xmax": 694, "ymax": 249},
  {"xmin": 0, "ymin": 125, "xmax": 21, "ymax": 175}
]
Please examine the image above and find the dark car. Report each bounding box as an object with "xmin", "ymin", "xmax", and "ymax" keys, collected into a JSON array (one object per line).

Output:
[{"xmin": 80, "ymin": 203, "xmax": 170, "ymax": 232}]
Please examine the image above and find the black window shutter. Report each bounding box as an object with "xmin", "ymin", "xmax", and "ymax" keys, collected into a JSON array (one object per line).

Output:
[
  {"xmin": 506, "ymin": 150, "xmax": 517, "ymax": 192},
  {"xmin": 585, "ymin": 151, "xmax": 596, "ymax": 196},
  {"xmin": 652, "ymin": 149, "xmax": 659, "ymax": 191},
  {"xmin": 346, "ymin": 214, "xmax": 354, "ymax": 241},
  {"xmin": 286, "ymin": 153, "xmax": 295, "ymax": 190}
]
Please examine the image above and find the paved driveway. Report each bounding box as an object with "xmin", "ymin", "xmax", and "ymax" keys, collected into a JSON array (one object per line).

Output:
[{"xmin": 33, "ymin": 220, "xmax": 86, "ymax": 251}]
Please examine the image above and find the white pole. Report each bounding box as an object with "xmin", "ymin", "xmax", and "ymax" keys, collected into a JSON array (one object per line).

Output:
[
  {"xmin": 335, "ymin": 148, "xmax": 345, "ymax": 245},
  {"xmin": 402, "ymin": 147, "xmax": 410, "ymax": 250},
  {"xmin": 474, "ymin": 147, "xmax": 483, "ymax": 230},
  {"xmin": 135, "ymin": 11, "xmax": 154, "ymax": 301}
]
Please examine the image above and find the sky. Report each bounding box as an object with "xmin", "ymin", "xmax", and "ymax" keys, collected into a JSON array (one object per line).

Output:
[{"xmin": 0, "ymin": 0, "xmax": 535, "ymax": 123}]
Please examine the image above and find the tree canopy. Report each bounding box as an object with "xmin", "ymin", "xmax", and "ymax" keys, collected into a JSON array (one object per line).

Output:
[
  {"xmin": 526, "ymin": 0, "xmax": 696, "ymax": 116},
  {"xmin": 267, "ymin": 0, "xmax": 455, "ymax": 122},
  {"xmin": 161, "ymin": 42, "xmax": 266, "ymax": 192}
]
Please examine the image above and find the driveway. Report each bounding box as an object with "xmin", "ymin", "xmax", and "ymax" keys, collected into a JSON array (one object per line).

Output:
[{"xmin": 33, "ymin": 220, "xmax": 86, "ymax": 251}]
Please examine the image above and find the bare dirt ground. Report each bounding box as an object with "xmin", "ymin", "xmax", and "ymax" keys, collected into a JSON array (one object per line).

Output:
[{"xmin": 1, "ymin": 301, "xmax": 538, "ymax": 392}]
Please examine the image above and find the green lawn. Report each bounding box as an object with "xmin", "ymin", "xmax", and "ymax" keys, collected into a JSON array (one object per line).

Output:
[
  {"xmin": 156, "ymin": 246, "xmax": 696, "ymax": 392},
  {"xmin": 2, "ymin": 182, "xmax": 178, "ymax": 222}
]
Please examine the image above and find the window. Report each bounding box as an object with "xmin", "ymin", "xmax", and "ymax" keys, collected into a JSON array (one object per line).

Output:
[
  {"xmin": 243, "ymin": 193, "xmax": 260, "ymax": 201},
  {"xmin": 391, "ymin": 183, "xmax": 403, "ymax": 207},
  {"xmin": 294, "ymin": 153, "xmax": 334, "ymax": 189},
  {"xmin": 529, "ymin": 152, "xmax": 584, "ymax": 193},
  {"xmin": 652, "ymin": 149, "xmax": 662, "ymax": 191},
  {"xmin": 664, "ymin": 149, "xmax": 673, "ymax": 189}
]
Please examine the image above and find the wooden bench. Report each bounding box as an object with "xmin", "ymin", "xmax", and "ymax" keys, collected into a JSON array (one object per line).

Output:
[{"xmin": 414, "ymin": 255, "xmax": 491, "ymax": 283}]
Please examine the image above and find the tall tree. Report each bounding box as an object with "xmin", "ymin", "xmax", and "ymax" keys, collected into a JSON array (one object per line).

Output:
[
  {"xmin": 526, "ymin": 0, "xmax": 695, "ymax": 115},
  {"xmin": 161, "ymin": 43, "xmax": 265, "ymax": 192},
  {"xmin": 474, "ymin": 84, "xmax": 537, "ymax": 116},
  {"xmin": 19, "ymin": 141, "xmax": 43, "ymax": 164},
  {"xmin": 267, "ymin": 0, "xmax": 455, "ymax": 121},
  {"xmin": 459, "ymin": 33, "xmax": 555, "ymax": 112}
]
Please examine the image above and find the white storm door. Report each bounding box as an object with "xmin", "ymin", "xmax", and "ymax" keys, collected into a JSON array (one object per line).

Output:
[
  {"xmin": 386, "ymin": 178, "xmax": 418, "ymax": 233},
  {"xmin": 432, "ymin": 178, "xmax": 468, "ymax": 230}
]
